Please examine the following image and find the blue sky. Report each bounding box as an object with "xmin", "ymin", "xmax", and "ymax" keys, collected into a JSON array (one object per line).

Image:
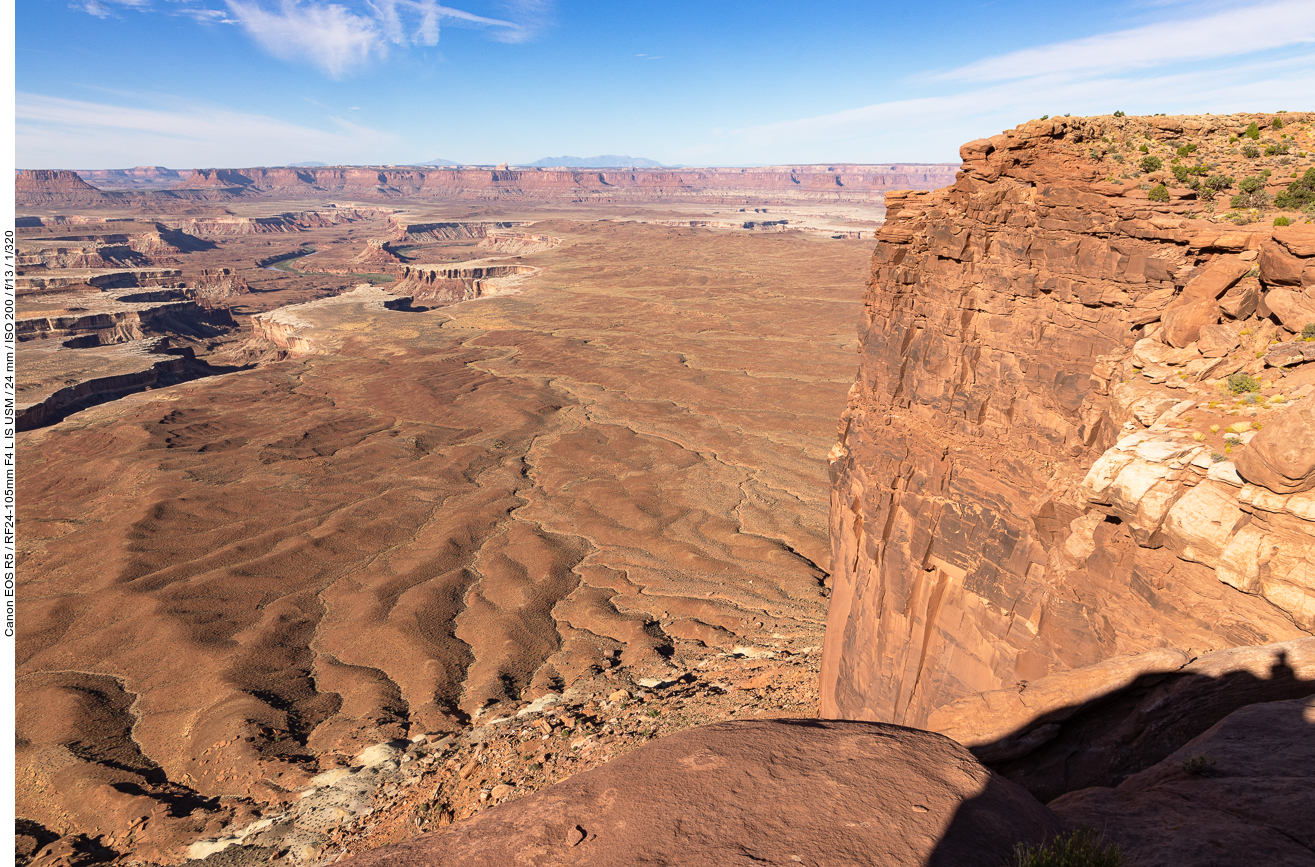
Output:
[{"xmin": 14, "ymin": 0, "xmax": 1315, "ymax": 168}]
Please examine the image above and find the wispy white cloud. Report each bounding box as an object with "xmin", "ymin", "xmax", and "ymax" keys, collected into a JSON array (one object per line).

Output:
[
  {"xmin": 74, "ymin": 0, "xmax": 543, "ymax": 74},
  {"xmin": 77, "ymin": 0, "xmax": 116, "ymax": 16},
  {"xmin": 70, "ymin": 0, "xmax": 153, "ymax": 16},
  {"xmin": 933, "ymin": 0, "xmax": 1315, "ymax": 82},
  {"xmin": 177, "ymin": 6, "xmax": 236, "ymax": 22},
  {"xmin": 712, "ymin": 1, "xmax": 1315, "ymax": 164},
  {"xmin": 486, "ymin": 0, "xmax": 549, "ymax": 43},
  {"xmin": 225, "ymin": 0, "xmax": 387, "ymax": 76},
  {"xmin": 722, "ymin": 57, "xmax": 1315, "ymax": 163},
  {"xmin": 16, "ymin": 92, "xmax": 397, "ymax": 168}
]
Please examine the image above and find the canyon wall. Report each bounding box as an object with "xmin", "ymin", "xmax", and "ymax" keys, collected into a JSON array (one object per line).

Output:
[
  {"xmin": 171, "ymin": 164, "xmax": 960, "ymax": 205},
  {"xmin": 19, "ymin": 165, "xmax": 960, "ymax": 209},
  {"xmin": 822, "ymin": 114, "xmax": 1315, "ymax": 731}
]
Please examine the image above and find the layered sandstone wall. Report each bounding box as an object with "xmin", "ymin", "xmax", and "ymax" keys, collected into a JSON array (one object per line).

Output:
[
  {"xmin": 173, "ymin": 165, "xmax": 960, "ymax": 204},
  {"xmin": 391, "ymin": 263, "xmax": 537, "ymax": 304},
  {"xmin": 822, "ymin": 114, "xmax": 1315, "ymax": 728}
]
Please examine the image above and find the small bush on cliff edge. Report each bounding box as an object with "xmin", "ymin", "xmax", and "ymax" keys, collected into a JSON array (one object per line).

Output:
[
  {"xmin": 1011, "ymin": 827, "xmax": 1123, "ymax": 867},
  {"xmin": 1245, "ymin": 121, "xmax": 1262, "ymax": 140},
  {"xmin": 1147, "ymin": 184, "xmax": 1171, "ymax": 203}
]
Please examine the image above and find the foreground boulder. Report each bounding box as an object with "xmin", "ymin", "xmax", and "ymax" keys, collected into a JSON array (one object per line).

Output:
[
  {"xmin": 341, "ymin": 720, "xmax": 1058, "ymax": 866},
  {"xmin": 1235, "ymin": 401, "xmax": 1315, "ymax": 494}
]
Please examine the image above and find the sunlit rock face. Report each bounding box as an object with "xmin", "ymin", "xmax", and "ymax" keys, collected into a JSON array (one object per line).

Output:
[{"xmin": 822, "ymin": 113, "xmax": 1315, "ymax": 729}]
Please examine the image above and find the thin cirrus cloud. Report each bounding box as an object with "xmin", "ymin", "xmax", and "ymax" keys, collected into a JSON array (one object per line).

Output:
[
  {"xmin": 72, "ymin": 0, "xmax": 543, "ymax": 76},
  {"xmin": 724, "ymin": 2, "xmax": 1315, "ymax": 161},
  {"xmin": 931, "ymin": 0, "xmax": 1315, "ymax": 82},
  {"xmin": 16, "ymin": 92, "xmax": 396, "ymax": 168},
  {"xmin": 224, "ymin": 0, "xmax": 527, "ymax": 76}
]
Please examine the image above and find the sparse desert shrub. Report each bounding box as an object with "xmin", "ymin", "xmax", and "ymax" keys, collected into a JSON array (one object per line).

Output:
[
  {"xmin": 1113, "ymin": 110, "xmax": 1125, "ymax": 117},
  {"xmin": 1303, "ymin": 322, "xmax": 1315, "ymax": 340},
  {"xmin": 1241, "ymin": 144, "xmax": 1260, "ymax": 159},
  {"xmin": 1176, "ymin": 143, "xmax": 1198, "ymax": 157},
  {"xmin": 1245, "ymin": 121, "xmax": 1262, "ymax": 140},
  {"xmin": 1182, "ymin": 754, "xmax": 1218, "ymax": 776},
  {"xmin": 1231, "ymin": 176, "xmax": 1270, "ymax": 209},
  {"xmin": 1276, "ymin": 216, "xmax": 1292, "ymax": 226},
  {"xmin": 1040, "ymin": 114, "xmax": 1050, "ymax": 120},
  {"xmin": 1228, "ymin": 372, "xmax": 1261, "ymax": 394},
  {"xmin": 1147, "ymin": 184, "xmax": 1171, "ymax": 202},
  {"xmin": 1274, "ymin": 167, "xmax": 1315, "ymax": 210},
  {"xmin": 1139, "ymin": 155, "xmax": 1163, "ymax": 173},
  {"xmin": 1265, "ymin": 143, "xmax": 1290, "ymax": 156},
  {"xmin": 1012, "ymin": 827, "xmax": 1123, "ymax": 867},
  {"xmin": 1211, "ymin": 451, "xmax": 1226, "ymax": 463},
  {"xmin": 1272, "ymin": 116, "xmax": 1284, "ymax": 129},
  {"xmin": 1139, "ymin": 143, "xmax": 1150, "ymax": 153},
  {"xmin": 1229, "ymin": 135, "xmax": 1240, "ymax": 144}
]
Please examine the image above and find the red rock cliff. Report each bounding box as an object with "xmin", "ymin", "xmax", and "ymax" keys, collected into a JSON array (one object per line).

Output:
[{"xmin": 822, "ymin": 114, "xmax": 1315, "ymax": 727}]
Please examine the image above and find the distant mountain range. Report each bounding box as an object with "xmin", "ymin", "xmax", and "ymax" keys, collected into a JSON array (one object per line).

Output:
[
  {"xmin": 412, "ymin": 156, "xmax": 665, "ymax": 168},
  {"xmin": 527, "ymin": 155, "xmax": 664, "ymax": 168}
]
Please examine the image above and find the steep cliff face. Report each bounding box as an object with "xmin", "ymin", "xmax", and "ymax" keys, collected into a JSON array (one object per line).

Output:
[
  {"xmin": 391, "ymin": 263, "xmax": 537, "ymax": 304},
  {"xmin": 15, "ymin": 170, "xmax": 116, "ymax": 206},
  {"xmin": 822, "ymin": 114, "xmax": 1315, "ymax": 729}
]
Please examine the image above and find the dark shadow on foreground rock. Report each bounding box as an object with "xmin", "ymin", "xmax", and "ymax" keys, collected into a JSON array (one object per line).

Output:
[
  {"xmin": 985, "ymin": 648, "xmax": 1314, "ymax": 802},
  {"xmin": 926, "ymin": 648, "xmax": 1315, "ymax": 866}
]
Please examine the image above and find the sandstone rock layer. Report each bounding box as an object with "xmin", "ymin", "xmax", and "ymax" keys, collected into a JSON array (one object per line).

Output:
[{"xmin": 338, "ymin": 720, "xmax": 1059, "ymax": 867}]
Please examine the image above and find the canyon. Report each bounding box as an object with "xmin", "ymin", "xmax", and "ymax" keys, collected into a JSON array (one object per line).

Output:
[
  {"xmin": 15, "ymin": 169, "xmax": 905, "ymax": 866},
  {"xmin": 15, "ymin": 113, "xmax": 1315, "ymax": 867}
]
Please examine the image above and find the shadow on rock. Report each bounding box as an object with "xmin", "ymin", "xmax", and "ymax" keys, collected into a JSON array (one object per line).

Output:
[
  {"xmin": 983, "ymin": 646, "xmax": 1314, "ymax": 801},
  {"xmin": 927, "ymin": 642, "xmax": 1315, "ymax": 866}
]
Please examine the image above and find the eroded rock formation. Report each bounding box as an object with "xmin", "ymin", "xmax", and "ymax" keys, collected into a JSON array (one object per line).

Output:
[
  {"xmin": 822, "ymin": 114, "xmax": 1315, "ymax": 736},
  {"xmin": 391, "ymin": 263, "xmax": 537, "ymax": 305}
]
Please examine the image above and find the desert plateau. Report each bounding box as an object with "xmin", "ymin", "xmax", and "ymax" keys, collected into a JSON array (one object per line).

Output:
[{"xmin": 13, "ymin": 109, "xmax": 1315, "ymax": 867}]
